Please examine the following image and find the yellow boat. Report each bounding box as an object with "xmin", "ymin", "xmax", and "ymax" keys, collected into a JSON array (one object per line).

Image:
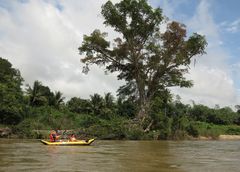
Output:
[{"xmin": 40, "ymin": 139, "xmax": 95, "ymax": 146}]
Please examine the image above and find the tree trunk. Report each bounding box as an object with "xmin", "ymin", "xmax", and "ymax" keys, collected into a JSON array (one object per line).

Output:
[
  {"xmin": 137, "ymin": 100, "xmax": 154, "ymax": 132},
  {"xmin": 144, "ymin": 120, "xmax": 153, "ymax": 132},
  {"xmin": 137, "ymin": 100, "xmax": 150, "ymax": 121}
]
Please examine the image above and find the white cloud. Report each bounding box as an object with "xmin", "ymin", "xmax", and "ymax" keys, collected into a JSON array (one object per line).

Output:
[
  {"xmin": 226, "ymin": 19, "xmax": 240, "ymax": 33},
  {"xmin": 187, "ymin": 0, "xmax": 219, "ymax": 43},
  {"xmin": 0, "ymin": 0, "xmax": 239, "ymax": 107},
  {"xmin": 219, "ymin": 18, "xmax": 240, "ymax": 33},
  {"xmin": 173, "ymin": 66, "xmax": 237, "ymax": 106},
  {"xmin": 171, "ymin": 0, "xmax": 239, "ymax": 107},
  {"xmin": 0, "ymin": 0, "xmax": 122, "ymax": 100},
  {"xmin": 150, "ymin": 0, "xmax": 188, "ymax": 19}
]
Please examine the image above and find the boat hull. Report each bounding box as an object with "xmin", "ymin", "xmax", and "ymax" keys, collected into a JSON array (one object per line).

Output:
[{"xmin": 40, "ymin": 139, "xmax": 95, "ymax": 146}]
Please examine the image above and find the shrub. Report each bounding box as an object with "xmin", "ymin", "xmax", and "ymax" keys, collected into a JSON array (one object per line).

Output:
[{"xmin": 186, "ymin": 124, "xmax": 199, "ymax": 137}]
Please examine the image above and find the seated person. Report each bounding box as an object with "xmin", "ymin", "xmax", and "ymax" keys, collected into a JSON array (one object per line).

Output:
[
  {"xmin": 49, "ymin": 130, "xmax": 61, "ymax": 142},
  {"xmin": 69, "ymin": 134, "xmax": 77, "ymax": 142}
]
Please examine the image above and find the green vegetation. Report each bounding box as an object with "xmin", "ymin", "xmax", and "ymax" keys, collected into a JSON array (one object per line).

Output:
[
  {"xmin": 1, "ymin": 56, "xmax": 240, "ymax": 140},
  {"xmin": 79, "ymin": 0, "xmax": 207, "ymax": 122},
  {"xmin": 0, "ymin": 1, "xmax": 239, "ymax": 140},
  {"xmin": 0, "ymin": 57, "xmax": 24, "ymax": 125}
]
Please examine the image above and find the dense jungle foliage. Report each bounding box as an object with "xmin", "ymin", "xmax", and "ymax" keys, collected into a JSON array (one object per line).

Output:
[{"xmin": 1, "ymin": 57, "xmax": 240, "ymax": 140}]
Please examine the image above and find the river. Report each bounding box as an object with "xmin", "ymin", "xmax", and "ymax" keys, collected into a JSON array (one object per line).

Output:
[{"xmin": 0, "ymin": 139, "xmax": 239, "ymax": 172}]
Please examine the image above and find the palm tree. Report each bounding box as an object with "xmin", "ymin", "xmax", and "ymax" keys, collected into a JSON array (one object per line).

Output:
[
  {"xmin": 26, "ymin": 81, "xmax": 47, "ymax": 106},
  {"xmin": 53, "ymin": 91, "xmax": 65, "ymax": 109},
  {"xmin": 104, "ymin": 92, "xmax": 114, "ymax": 108},
  {"xmin": 90, "ymin": 93, "xmax": 104, "ymax": 115}
]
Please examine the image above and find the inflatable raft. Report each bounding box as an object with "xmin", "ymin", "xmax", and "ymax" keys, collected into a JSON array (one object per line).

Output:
[{"xmin": 40, "ymin": 139, "xmax": 95, "ymax": 146}]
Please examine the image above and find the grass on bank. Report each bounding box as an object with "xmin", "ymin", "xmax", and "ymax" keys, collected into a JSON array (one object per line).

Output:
[{"xmin": 192, "ymin": 121, "xmax": 240, "ymax": 138}]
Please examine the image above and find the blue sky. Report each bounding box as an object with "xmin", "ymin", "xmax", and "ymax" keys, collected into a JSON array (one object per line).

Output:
[
  {"xmin": 150, "ymin": 0, "xmax": 240, "ymax": 107},
  {"xmin": 0, "ymin": 0, "xmax": 240, "ymax": 108},
  {"xmin": 152, "ymin": 0, "xmax": 240, "ymax": 62}
]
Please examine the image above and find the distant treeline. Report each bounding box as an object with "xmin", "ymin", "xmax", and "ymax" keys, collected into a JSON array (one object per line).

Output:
[{"xmin": 1, "ymin": 57, "xmax": 240, "ymax": 140}]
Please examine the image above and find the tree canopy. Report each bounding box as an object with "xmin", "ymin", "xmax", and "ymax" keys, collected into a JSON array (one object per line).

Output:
[
  {"xmin": 78, "ymin": 0, "xmax": 207, "ymax": 121},
  {"xmin": 1, "ymin": 57, "xmax": 240, "ymax": 140},
  {"xmin": 0, "ymin": 57, "xmax": 24, "ymax": 124},
  {"xmin": 26, "ymin": 81, "xmax": 65, "ymax": 108}
]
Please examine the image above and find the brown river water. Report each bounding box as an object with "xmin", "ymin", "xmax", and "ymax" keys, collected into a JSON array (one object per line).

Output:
[{"xmin": 0, "ymin": 139, "xmax": 240, "ymax": 172}]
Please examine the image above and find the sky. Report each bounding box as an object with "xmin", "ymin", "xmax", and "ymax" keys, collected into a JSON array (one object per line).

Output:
[{"xmin": 0, "ymin": 0, "xmax": 240, "ymax": 108}]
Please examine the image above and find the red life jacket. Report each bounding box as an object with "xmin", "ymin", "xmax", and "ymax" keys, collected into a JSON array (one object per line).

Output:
[{"xmin": 49, "ymin": 134, "xmax": 54, "ymax": 142}]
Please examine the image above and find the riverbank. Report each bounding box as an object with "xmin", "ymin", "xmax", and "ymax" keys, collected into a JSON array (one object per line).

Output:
[
  {"xmin": 2, "ymin": 127, "xmax": 240, "ymax": 141},
  {"xmin": 218, "ymin": 135, "xmax": 240, "ymax": 140},
  {"xmin": 195, "ymin": 135, "xmax": 240, "ymax": 140},
  {"xmin": 2, "ymin": 119, "xmax": 240, "ymax": 140}
]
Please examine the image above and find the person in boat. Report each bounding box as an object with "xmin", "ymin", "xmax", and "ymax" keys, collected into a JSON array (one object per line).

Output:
[
  {"xmin": 56, "ymin": 129, "xmax": 61, "ymax": 136},
  {"xmin": 69, "ymin": 134, "xmax": 77, "ymax": 142},
  {"xmin": 49, "ymin": 130, "xmax": 61, "ymax": 142}
]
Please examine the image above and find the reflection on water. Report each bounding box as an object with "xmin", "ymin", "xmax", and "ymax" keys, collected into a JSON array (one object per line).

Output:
[{"xmin": 0, "ymin": 139, "xmax": 239, "ymax": 172}]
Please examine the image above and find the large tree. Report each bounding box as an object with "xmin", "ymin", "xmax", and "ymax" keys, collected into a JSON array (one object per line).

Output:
[
  {"xmin": 0, "ymin": 57, "xmax": 24, "ymax": 124},
  {"xmin": 78, "ymin": 0, "xmax": 207, "ymax": 121}
]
